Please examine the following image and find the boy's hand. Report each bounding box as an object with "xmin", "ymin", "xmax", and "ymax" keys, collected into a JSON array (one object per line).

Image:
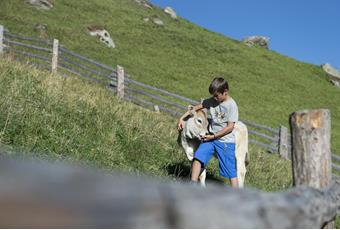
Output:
[
  {"xmin": 177, "ymin": 119, "xmax": 184, "ymax": 131},
  {"xmin": 200, "ymin": 134, "xmax": 215, "ymax": 142}
]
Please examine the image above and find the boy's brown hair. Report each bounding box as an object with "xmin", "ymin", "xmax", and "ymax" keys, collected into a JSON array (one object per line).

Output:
[{"xmin": 209, "ymin": 77, "xmax": 229, "ymax": 94}]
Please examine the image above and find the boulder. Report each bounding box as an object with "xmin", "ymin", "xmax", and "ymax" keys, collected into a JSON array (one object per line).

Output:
[
  {"xmin": 143, "ymin": 2, "xmax": 153, "ymax": 9},
  {"xmin": 134, "ymin": 0, "xmax": 153, "ymax": 9},
  {"xmin": 143, "ymin": 17, "xmax": 164, "ymax": 26},
  {"xmin": 164, "ymin": 7, "xmax": 177, "ymax": 19},
  {"xmin": 34, "ymin": 23, "xmax": 48, "ymax": 38},
  {"xmin": 331, "ymin": 80, "xmax": 340, "ymax": 88},
  {"xmin": 243, "ymin": 36, "xmax": 269, "ymax": 49},
  {"xmin": 322, "ymin": 63, "xmax": 340, "ymax": 79},
  {"xmin": 34, "ymin": 23, "xmax": 47, "ymax": 31},
  {"xmin": 87, "ymin": 26, "xmax": 115, "ymax": 48},
  {"xmin": 25, "ymin": 0, "xmax": 53, "ymax": 10},
  {"xmin": 152, "ymin": 18, "xmax": 164, "ymax": 26},
  {"xmin": 322, "ymin": 63, "xmax": 340, "ymax": 88}
]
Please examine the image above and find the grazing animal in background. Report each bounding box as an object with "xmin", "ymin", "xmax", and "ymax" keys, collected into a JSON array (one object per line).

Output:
[
  {"xmin": 87, "ymin": 25, "xmax": 115, "ymax": 48},
  {"xmin": 178, "ymin": 106, "xmax": 249, "ymax": 187}
]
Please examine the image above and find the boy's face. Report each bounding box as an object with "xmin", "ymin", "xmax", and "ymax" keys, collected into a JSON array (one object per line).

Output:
[{"xmin": 213, "ymin": 90, "xmax": 228, "ymax": 103}]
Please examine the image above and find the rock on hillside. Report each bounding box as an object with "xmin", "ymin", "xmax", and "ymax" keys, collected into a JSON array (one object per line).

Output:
[
  {"xmin": 322, "ymin": 63, "xmax": 340, "ymax": 87},
  {"xmin": 25, "ymin": 0, "xmax": 53, "ymax": 10},
  {"xmin": 243, "ymin": 36, "xmax": 270, "ymax": 49},
  {"xmin": 164, "ymin": 7, "xmax": 177, "ymax": 19},
  {"xmin": 134, "ymin": 0, "xmax": 153, "ymax": 9}
]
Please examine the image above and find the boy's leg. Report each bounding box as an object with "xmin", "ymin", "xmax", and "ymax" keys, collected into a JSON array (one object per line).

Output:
[
  {"xmin": 191, "ymin": 160, "xmax": 202, "ymax": 182},
  {"xmin": 214, "ymin": 142, "xmax": 238, "ymax": 187},
  {"xmin": 191, "ymin": 141, "xmax": 215, "ymax": 182},
  {"xmin": 230, "ymin": 177, "xmax": 238, "ymax": 188},
  {"xmin": 221, "ymin": 177, "xmax": 238, "ymax": 188}
]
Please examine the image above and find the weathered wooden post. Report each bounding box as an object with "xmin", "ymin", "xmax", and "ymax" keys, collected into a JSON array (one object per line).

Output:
[
  {"xmin": 51, "ymin": 39, "xmax": 59, "ymax": 73},
  {"xmin": 290, "ymin": 109, "xmax": 334, "ymax": 228},
  {"xmin": 117, "ymin": 65, "xmax": 124, "ymax": 99},
  {"xmin": 1, "ymin": 156, "xmax": 339, "ymax": 228},
  {"xmin": 278, "ymin": 125, "xmax": 289, "ymax": 160},
  {"xmin": 0, "ymin": 25, "xmax": 4, "ymax": 56}
]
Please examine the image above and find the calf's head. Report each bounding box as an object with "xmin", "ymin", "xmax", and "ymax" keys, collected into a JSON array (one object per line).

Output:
[{"xmin": 183, "ymin": 106, "xmax": 209, "ymax": 139}]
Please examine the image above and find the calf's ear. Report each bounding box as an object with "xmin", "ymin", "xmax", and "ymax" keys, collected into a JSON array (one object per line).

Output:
[
  {"xmin": 187, "ymin": 105, "xmax": 194, "ymax": 110},
  {"xmin": 187, "ymin": 105, "xmax": 196, "ymax": 117},
  {"xmin": 189, "ymin": 110, "xmax": 196, "ymax": 117}
]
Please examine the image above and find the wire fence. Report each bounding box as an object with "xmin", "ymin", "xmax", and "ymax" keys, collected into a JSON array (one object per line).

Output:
[{"xmin": 0, "ymin": 25, "xmax": 339, "ymax": 175}]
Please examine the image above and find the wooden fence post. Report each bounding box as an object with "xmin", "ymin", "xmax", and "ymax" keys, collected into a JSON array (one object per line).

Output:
[
  {"xmin": 154, "ymin": 105, "xmax": 160, "ymax": 113},
  {"xmin": 117, "ymin": 65, "xmax": 124, "ymax": 99},
  {"xmin": 0, "ymin": 25, "xmax": 4, "ymax": 56},
  {"xmin": 51, "ymin": 39, "xmax": 59, "ymax": 73},
  {"xmin": 290, "ymin": 109, "xmax": 334, "ymax": 228},
  {"xmin": 278, "ymin": 125, "xmax": 289, "ymax": 160}
]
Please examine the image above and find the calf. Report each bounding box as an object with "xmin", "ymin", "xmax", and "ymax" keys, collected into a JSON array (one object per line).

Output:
[
  {"xmin": 178, "ymin": 106, "xmax": 249, "ymax": 187},
  {"xmin": 178, "ymin": 106, "xmax": 209, "ymax": 186}
]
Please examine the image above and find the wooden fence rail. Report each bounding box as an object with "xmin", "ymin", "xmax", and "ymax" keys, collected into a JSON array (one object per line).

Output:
[
  {"xmin": 248, "ymin": 139, "xmax": 278, "ymax": 153},
  {"xmin": 59, "ymin": 46, "xmax": 116, "ymax": 73},
  {"xmin": 0, "ymin": 153, "xmax": 339, "ymax": 228},
  {"xmin": 125, "ymin": 94, "xmax": 182, "ymax": 117},
  {"xmin": 4, "ymin": 39, "xmax": 51, "ymax": 52},
  {"xmin": 125, "ymin": 87, "xmax": 188, "ymax": 111},
  {"xmin": 125, "ymin": 76, "xmax": 199, "ymax": 105},
  {"xmin": 4, "ymin": 30, "xmax": 52, "ymax": 46},
  {"xmin": 1, "ymin": 25, "xmax": 339, "ymax": 173},
  {"xmin": 9, "ymin": 48, "xmax": 51, "ymax": 62},
  {"xmin": 332, "ymin": 154, "xmax": 340, "ymax": 162}
]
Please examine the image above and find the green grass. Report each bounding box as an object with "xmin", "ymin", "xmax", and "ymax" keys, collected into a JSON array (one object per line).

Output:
[
  {"xmin": 0, "ymin": 0, "xmax": 339, "ymax": 152},
  {"xmin": 0, "ymin": 54, "xmax": 338, "ymax": 228},
  {"xmin": 0, "ymin": 59, "xmax": 182, "ymax": 177},
  {"xmin": 0, "ymin": 58, "xmax": 291, "ymax": 190}
]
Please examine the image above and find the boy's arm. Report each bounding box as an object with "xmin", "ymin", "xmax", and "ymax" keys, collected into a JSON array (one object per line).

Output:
[
  {"xmin": 177, "ymin": 104, "xmax": 204, "ymax": 130},
  {"xmin": 201, "ymin": 122, "xmax": 235, "ymax": 141},
  {"xmin": 214, "ymin": 122, "xmax": 235, "ymax": 138}
]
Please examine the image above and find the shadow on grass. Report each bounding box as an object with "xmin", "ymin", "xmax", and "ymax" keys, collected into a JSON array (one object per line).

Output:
[{"xmin": 166, "ymin": 161, "xmax": 224, "ymax": 185}]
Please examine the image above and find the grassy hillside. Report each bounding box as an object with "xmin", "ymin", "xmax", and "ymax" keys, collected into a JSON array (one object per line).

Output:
[
  {"xmin": 0, "ymin": 58, "xmax": 293, "ymax": 191},
  {"xmin": 0, "ymin": 0, "xmax": 339, "ymax": 152}
]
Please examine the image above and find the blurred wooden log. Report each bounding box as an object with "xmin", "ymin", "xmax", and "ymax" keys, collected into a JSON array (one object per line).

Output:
[{"xmin": 0, "ymin": 157, "xmax": 339, "ymax": 228}]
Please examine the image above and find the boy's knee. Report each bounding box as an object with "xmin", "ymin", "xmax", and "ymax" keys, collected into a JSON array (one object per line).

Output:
[{"xmin": 192, "ymin": 158, "xmax": 204, "ymax": 168}]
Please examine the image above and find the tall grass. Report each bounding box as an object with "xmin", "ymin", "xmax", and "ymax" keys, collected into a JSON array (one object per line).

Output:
[
  {"xmin": 0, "ymin": 59, "xmax": 291, "ymax": 190},
  {"xmin": 0, "ymin": 58, "xmax": 181, "ymax": 176},
  {"xmin": 0, "ymin": 58, "xmax": 337, "ymax": 227}
]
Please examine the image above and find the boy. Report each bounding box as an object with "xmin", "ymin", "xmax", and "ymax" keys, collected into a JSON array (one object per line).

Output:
[{"xmin": 178, "ymin": 77, "xmax": 239, "ymax": 188}]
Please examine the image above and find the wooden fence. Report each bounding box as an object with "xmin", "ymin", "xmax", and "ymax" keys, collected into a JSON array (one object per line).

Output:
[
  {"xmin": 0, "ymin": 25, "xmax": 339, "ymax": 175},
  {"xmin": 0, "ymin": 109, "xmax": 339, "ymax": 228}
]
